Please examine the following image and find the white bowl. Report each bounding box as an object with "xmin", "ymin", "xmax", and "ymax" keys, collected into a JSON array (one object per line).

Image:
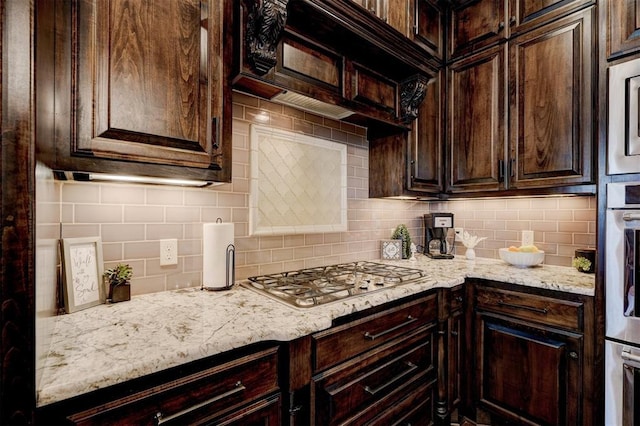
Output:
[{"xmin": 499, "ymin": 248, "xmax": 545, "ymax": 268}]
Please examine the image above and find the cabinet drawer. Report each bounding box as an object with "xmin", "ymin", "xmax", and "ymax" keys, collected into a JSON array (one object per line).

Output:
[
  {"xmin": 313, "ymin": 293, "xmax": 438, "ymax": 372},
  {"xmin": 313, "ymin": 326, "xmax": 435, "ymax": 425},
  {"xmin": 475, "ymin": 286, "xmax": 583, "ymax": 331},
  {"xmin": 67, "ymin": 347, "xmax": 279, "ymax": 425}
]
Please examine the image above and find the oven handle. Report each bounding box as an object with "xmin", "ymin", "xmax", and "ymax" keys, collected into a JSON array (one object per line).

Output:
[
  {"xmin": 623, "ymin": 213, "xmax": 640, "ymax": 221},
  {"xmin": 621, "ymin": 349, "xmax": 640, "ymax": 364}
]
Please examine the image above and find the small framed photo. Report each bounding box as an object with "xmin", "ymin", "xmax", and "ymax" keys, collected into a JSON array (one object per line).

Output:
[
  {"xmin": 61, "ymin": 237, "xmax": 105, "ymax": 313},
  {"xmin": 381, "ymin": 240, "xmax": 402, "ymax": 260}
]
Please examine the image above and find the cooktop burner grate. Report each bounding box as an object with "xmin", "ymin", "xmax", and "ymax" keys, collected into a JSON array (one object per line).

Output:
[{"xmin": 244, "ymin": 261, "xmax": 427, "ymax": 308}]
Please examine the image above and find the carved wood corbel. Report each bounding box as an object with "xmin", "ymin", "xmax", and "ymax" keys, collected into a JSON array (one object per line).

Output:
[
  {"xmin": 245, "ymin": 0, "xmax": 289, "ymax": 75},
  {"xmin": 400, "ymin": 74, "xmax": 431, "ymax": 123}
]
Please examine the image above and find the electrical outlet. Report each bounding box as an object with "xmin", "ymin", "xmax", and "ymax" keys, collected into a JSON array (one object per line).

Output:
[
  {"xmin": 160, "ymin": 239, "xmax": 178, "ymax": 266},
  {"xmin": 454, "ymin": 227, "xmax": 464, "ymax": 238},
  {"xmin": 521, "ymin": 230, "xmax": 534, "ymax": 247}
]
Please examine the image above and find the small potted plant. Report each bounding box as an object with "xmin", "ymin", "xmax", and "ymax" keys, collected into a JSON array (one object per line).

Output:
[
  {"xmin": 572, "ymin": 256, "xmax": 593, "ymax": 273},
  {"xmin": 391, "ymin": 224, "xmax": 412, "ymax": 259},
  {"xmin": 104, "ymin": 263, "xmax": 132, "ymax": 303}
]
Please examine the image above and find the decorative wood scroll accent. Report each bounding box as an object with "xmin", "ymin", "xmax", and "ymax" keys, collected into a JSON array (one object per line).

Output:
[
  {"xmin": 400, "ymin": 74, "xmax": 430, "ymax": 123},
  {"xmin": 246, "ymin": 0, "xmax": 289, "ymax": 75}
]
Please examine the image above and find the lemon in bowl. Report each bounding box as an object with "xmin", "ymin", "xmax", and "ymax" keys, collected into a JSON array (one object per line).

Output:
[{"xmin": 499, "ymin": 245, "xmax": 545, "ymax": 268}]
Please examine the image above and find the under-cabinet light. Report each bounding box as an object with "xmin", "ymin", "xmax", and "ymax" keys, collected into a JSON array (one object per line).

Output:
[{"xmin": 86, "ymin": 173, "xmax": 216, "ymax": 187}]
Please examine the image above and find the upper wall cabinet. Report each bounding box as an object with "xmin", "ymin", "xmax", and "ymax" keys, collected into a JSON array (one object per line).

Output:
[
  {"xmin": 370, "ymin": 69, "xmax": 444, "ymax": 199},
  {"xmin": 605, "ymin": 0, "xmax": 640, "ymax": 60},
  {"xmin": 351, "ymin": 0, "xmax": 444, "ymax": 60},
  {"xmin": 37, "ymin": 0, "xmax": 232, "ymax": 182},
  {"xmin": 232, "ymin": 0, "xmax": 437, "ymax": 131},
  {"xmin": 449, "ymin": 0, "xmax": 593, "ymax": 60},
  {"xmin": 447, "ymin": 7, "xmax": 594, "ymax": 195}
]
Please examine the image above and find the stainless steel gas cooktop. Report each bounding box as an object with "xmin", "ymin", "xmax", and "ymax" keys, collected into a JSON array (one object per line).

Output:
[{"xmin": 244, "ymin": 261, "xmax": 428, "ymax": 308}]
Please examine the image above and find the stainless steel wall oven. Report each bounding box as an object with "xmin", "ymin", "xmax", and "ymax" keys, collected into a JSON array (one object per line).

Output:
[{"xmin": 605, "ymin": 182, "xmax": 640, "ymax": 425}]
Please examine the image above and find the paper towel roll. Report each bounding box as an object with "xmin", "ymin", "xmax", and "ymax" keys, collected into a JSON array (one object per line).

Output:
[{"xmin": 203, "ymin": 222, "xmax": 235, "ymax": 289}]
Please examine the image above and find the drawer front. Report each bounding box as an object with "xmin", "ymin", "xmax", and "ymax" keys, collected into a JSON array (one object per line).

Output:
[
  {"xmin": 313, "ymin": 326, "xmax": 435, "ymax": 425},
  {"xmin": 313, "ymin": 293, "xmax": 438, "ymax": 372},
  {"xmin": 367, "ymin": 380, "xmax": 434, "ymax": 426},
  {"xmin": 475, "ymin": 285, "xmax": 583, "ymax": 331},
  {"xmin": 68, "ymin": 347, "xmax": 279, "ymax": 425}
]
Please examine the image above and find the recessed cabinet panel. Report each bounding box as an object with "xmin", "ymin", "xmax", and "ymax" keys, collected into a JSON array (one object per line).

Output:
[
  {"xmin": 280, "ymin": 37, "xmax": 342, "ymax": 89},
  {"xmin": 607, "ymin": 0, "xmax": 640, "ymax": 59},
  {"xmin": 413, "ymin": 0, "xmax": 444, "ymax": 59},
  {"xmin": 353, "ymin": 65, "xmax": 397, "ymax": 112},
  {"xmin": 450, "ymin": 0, "xmax": 507, "ymax": 58},
  {"xmin": 509, "ymin": 0, "xmax": 593, "ymax": 36},
  {"xmin": 509, "ymin": 8, "xmax": 593, "ymax": 188},
  {"xmin": 39, "ymin": 0, "xmax": 232, "ymax": 181},
  {"xmin": 482, "ymin": 322, "xmax": 565, "ymax": 425},
  {"xmin": 448, "ymin": 44, "xmax": 506, "ymax": 193},
  {"xmin": 409, "ymin": 69, "xmax": 443, "ymax": 193},
  {"xmin": 74, "ymin": 0, "xmax": 224, "ymax": 171}
]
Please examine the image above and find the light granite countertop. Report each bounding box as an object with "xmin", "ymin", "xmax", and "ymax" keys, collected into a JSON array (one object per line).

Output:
[{"xmin": 36, "ymin": 255, "xmax": 594, "ymax": 407}]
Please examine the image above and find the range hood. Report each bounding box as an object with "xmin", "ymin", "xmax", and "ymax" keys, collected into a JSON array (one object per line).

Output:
[
  {"xmin": 271, "ymin": 91, "xmax": 354, "ymax": 120},
  {"xmin": 231, "ymin": 0, "xmax": 437, "ymax": 131}
]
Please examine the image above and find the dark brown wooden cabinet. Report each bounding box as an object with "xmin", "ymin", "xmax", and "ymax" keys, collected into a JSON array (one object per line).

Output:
[
  {"xmin": 38, "ymin": 345, "xmax": 281, "ymax": 425},
  {"xmin": 449, "ymin": 0, "xmax": 593, "ymax": 60},
  {"xmin": 508, "ymin": 7, "xmax": 594, "ymax": 190},
  {"xmin": 467, "ymin": 281, "xmax": 595, "ymax": 426},
  {"xmin": 605, "ymin": 0, "xmax": 640, "ymax": 59},
  {"xmin": 449, "ymin": 0, "xmax": 508, "ymax": 59},
  {"xmin": 369, "ymin": 68, "xmax": 443, "ymax": 199},
  {"xmin": 37, "ymin": 0, "xmax": 232, "ymax": 182},
  {"xmin": 411, "ymin": 0, "xmax": 445, "ymax": 60},
  {"xmin": 447, "ymin": 6, "xmax": 594, "ymax": 195},
  {"xmin": 447, "ymin": 44, "xmax": 507, "ymax": 193},
  {"xmin": 304, "ymin": 293, "xmax": 439, "ymax": 425}
]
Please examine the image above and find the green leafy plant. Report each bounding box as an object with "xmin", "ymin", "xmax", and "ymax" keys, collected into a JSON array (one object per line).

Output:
[
  {"xmin": 103, "ymin": 263, "xmax": 133, "ymax": 286},
  {"xmin": 391, "ymin": 224, "xmax": 412, "ymax": 259},
  {"xmin": 572, "ymin": 256, "xmax": 593, "ymax": 273}
]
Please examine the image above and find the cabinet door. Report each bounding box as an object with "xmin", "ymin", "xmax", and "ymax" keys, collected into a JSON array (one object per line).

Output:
[
  {"xmin": 607, "ymin": 0, "xmax": 640, "ymax": 59},
  {"xmin": 408, "ymin": 69, "xmax": 444, "ymax": 194},
  {"xmin": 508, "ymin": 7, "xmax": 593, "ymax": 189},
  {"xmin": 449, "ymin": 0, "xmax": 507, "ymax": 59},
  {"xmin": 52, "ymin": 0, "xmax": 231, "ymax": 181},
  {"xmin": 475, "ymin": 314, "xmax": 583, "ymax": 425},
  {"xmin": 411, "ymin": 0, "xmax": 444, "ymax": 59},
  {"xmin": 447, "ymin": 44, "xmax": 507, "ymax": 193},
  {"xmin": 509, "ymin": 0, "xmax": 593, "ymax": 37}
]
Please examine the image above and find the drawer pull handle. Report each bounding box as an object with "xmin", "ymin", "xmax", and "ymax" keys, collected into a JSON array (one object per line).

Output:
[
  {"xmin": 153, "ymin": 381, "xmax": 245, "ymax": 425},
  {"xmin": 497, "ymin": 300, "xmax": 548, "ymax": 315},
  {"xmin": 451, "ymin": 331, "xmax": 459, "ymax": 337},
  {"xmin": 364, "ymin": 361, "xmax": 419, "ymax": 395},
  {"xmin": 364, "ymin": 315, "xmax": 417, "ymax": 341}
]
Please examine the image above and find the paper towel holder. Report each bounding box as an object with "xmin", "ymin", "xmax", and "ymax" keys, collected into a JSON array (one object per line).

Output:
[{"xmin": 202, "ymin": 243, "xmax": 235, "ymax": 292}]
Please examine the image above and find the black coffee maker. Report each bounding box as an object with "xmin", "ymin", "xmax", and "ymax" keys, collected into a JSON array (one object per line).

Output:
[{"xmin": 424, "ymin": 213, "xmax": 455, "ymax": 259}]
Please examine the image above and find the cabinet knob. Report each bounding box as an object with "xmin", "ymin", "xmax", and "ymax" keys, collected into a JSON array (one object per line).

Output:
[
  {"xmin": 569, "ymin": 351, "xmax": 579, "ymax": 359},
  {"xmin": 510, "ymin": 16, "xmax": 516, "ymax": 26},
  {"xmin": 498, "ymin": 21, "xmax": 505, "ymax": 31},
  {"xmin": 451, "ymin": 330, "xmax": 459, "ymax": 336}
]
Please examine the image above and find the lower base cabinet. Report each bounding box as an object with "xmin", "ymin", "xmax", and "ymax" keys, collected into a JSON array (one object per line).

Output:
[
  {"xmin": 37, "ymin": 345, "xmax": 281, "ymax": 426},
  {"xmin": 475, "ymin": 313, "xmax": 583, "ymax": 425},
  {"xmin": 467, "ymin": 280, "xmax": 593, "ymax": 426}
]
